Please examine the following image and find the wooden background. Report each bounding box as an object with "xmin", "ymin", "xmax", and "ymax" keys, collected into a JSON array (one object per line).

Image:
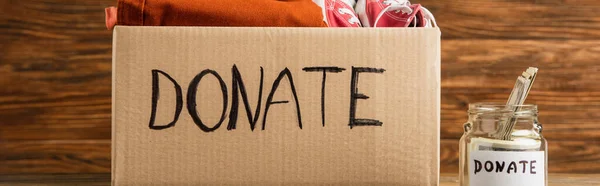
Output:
[{"xmin": 0, "ymin": 0, "xmax": 599, "ymax": 175}]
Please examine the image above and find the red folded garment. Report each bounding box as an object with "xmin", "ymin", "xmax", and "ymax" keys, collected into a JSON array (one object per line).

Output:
[{"xmin": 106, "ymin": 0, "xmax": 327, "ymax": 29}]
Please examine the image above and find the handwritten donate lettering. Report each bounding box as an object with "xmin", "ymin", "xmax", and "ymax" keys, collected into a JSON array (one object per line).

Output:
[
  {"xmin": 474, "ymin": 160, "xmax": 538, "ymax": 175},
  {"xmin": 148, "ymin": 65, "xmax": 386, "ymax": 132}
]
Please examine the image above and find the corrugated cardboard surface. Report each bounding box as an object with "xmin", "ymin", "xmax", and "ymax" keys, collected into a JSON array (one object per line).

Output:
[{"xmin": 112, "ymin": 26, "xmax": 440, "ymax": 185}]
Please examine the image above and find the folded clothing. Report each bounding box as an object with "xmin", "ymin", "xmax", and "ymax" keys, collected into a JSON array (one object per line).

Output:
[
  {"xmin": 110, "ymin": 0, "xmax": 327, "ymax": 29},
  {"xmin": 311, "ymin": 0, "xmax": 437, "ymax": 28}
]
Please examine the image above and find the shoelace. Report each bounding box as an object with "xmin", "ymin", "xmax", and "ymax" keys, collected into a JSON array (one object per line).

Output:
[
  {"xmin": 421, "ymin": 7, "xmax": 437, "ymax": 27},
  {"xmin": 338, "ymin": 8, "xmax": 362, "ymax": 25},
  {"xmin": 374, "ymin": 0, "xmax": 413, "ymax": 27}
]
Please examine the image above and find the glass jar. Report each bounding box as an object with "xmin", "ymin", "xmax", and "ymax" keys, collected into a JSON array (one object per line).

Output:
[{"xmin": 459, "ymin": 103, "xmax": 547, "ymax": 186}]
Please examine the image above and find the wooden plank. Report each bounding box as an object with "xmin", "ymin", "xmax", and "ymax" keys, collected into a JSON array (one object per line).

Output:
[
  {"xmin": 535, "ymin": 0, "xmax": 600, "ymax": 6},
  {"xmin": 441, "ymin": 39, "xmax": 600, "ymax": 140},
  {"xmin": 0, "ymin": 140, "xmax": 110, "ymax": 174},
  {"xmin": 414, "ymin": 0, "xmax": 600, "ymax": 39},
  {"xmin": 0, "ymin": 174, "xmax": 110, "ymax": 186},
  {"xmin": 0, "ymin": 128, "xmax": 110, "ymax": 141},
  {"xmin": 440, "ymin": 139, "xmax": 600, "ymax": 174},
  {"xmin": 0, "ymin": 0, "xmax": 115, "ymax": 41},
  {"xmin": 0, "ymin": 0, "xmax": 114, "ymax": 140}
]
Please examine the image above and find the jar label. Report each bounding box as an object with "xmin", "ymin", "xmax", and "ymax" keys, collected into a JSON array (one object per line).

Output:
[{"xmin": 469, "ymin": 151, "xmax": 545, "ymax": 186}]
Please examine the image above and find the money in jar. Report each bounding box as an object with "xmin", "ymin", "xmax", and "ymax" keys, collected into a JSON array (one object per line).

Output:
[{"xmin": 459, "ymin": 103, "xmax": 548, "ymax": 186}]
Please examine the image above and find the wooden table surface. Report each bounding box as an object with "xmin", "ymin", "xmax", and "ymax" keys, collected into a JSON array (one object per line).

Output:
[{"xmin": 0, "ymin": 174, "xmax": 598, "ymax": 186}]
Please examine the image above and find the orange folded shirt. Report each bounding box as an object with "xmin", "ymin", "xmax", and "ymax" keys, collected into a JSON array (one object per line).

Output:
[{"xmin": 106, "ymin": 0, "xmax": 327, "ymax": 29}]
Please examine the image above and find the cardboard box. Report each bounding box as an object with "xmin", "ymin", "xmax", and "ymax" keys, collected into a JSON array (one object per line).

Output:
[{"xmin": 112, "ymin": 26, "xmax": 441, "ymax": 185}]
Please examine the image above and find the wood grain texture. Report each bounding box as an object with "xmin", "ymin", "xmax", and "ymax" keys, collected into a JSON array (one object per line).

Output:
[
  {"xmin": 0, "ymin": 174, "xmax": 110, "ymax": 186},
  {"xmin": 441, "ymin": 39, "xmax": 600, "ymax": 140},
  {"xmin": 0, "ymin": 140, "xmax": 111, "ymax": 173},
  {"xmin": 1, "ymin": 0, "xmax": 599, "ymax": 175},
  {"xmin": 413, "ymin": 0, "xmax": 600, "ymax": 39},
  {"xmin": 0, "ymin": 0, "xmax": 114, "ymax": 142}
]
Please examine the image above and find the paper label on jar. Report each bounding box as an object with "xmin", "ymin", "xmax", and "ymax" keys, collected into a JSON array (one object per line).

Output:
[{"xmin": 469, "ymin": 151, "xmax": 545, "ymax": 186}]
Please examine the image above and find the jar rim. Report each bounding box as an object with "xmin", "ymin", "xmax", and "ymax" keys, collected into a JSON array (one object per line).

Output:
[{"xmin": 468, "ymin": 102, "xmax": 537, "ymax": 114}]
